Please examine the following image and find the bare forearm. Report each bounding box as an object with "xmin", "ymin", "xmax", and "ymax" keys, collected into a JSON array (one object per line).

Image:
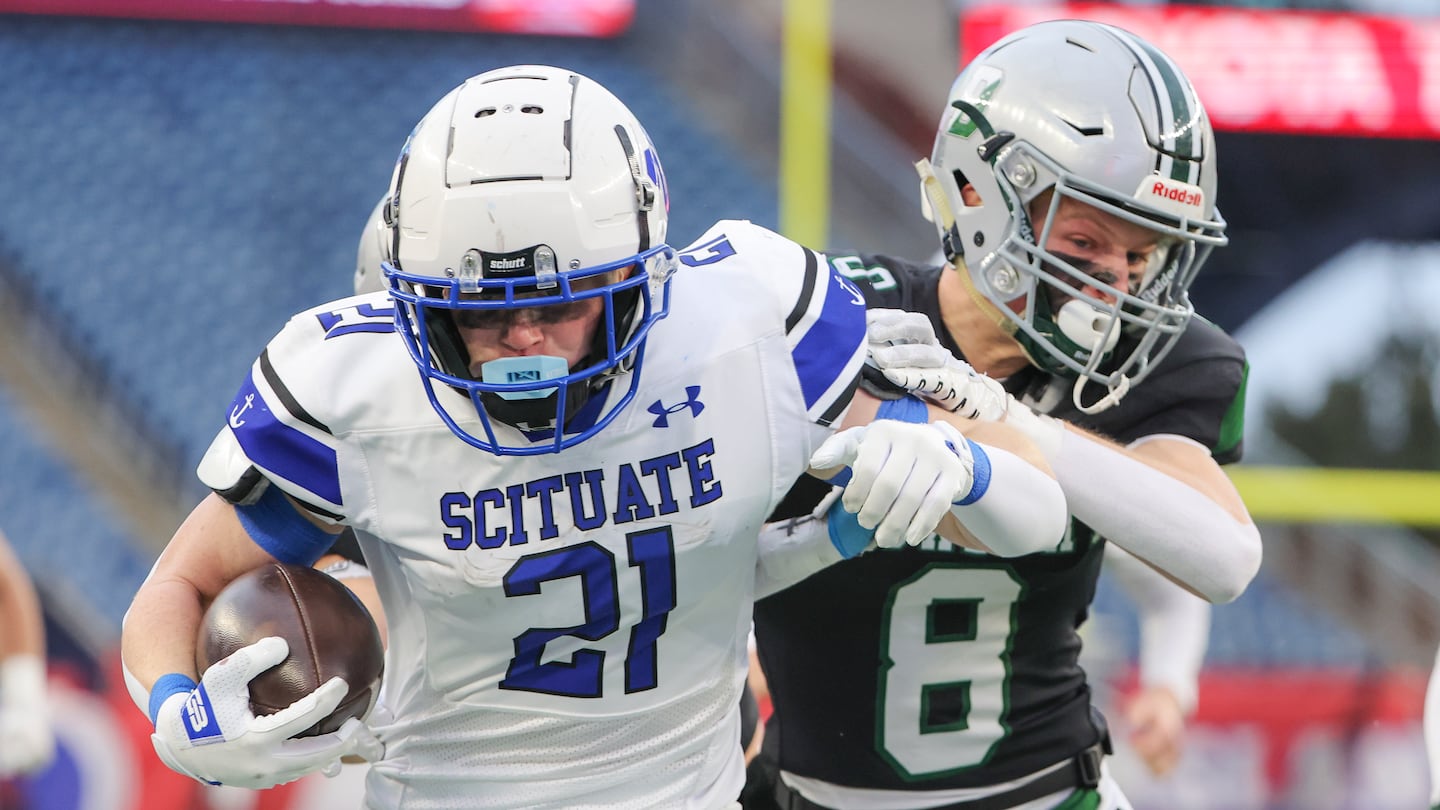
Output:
[
  {"xmin": 0, "ymin": 585, "xmax": 44, "ymax": 659},
  {"xmin": 0, "ymin": 534, "xmax": 44, "ymax": 660},
  {"xmin": 121, "ymin": 493, "xmax": 278, "ymax": 709},
  {"xmin": 121, "ymin": 577, "xmax": 208, "ymax": 691}
]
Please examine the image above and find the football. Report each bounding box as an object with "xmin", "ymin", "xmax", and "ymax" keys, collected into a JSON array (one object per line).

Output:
[{"xmin": 197, "ymin": 561, "xmax": 385, "ymax": 737}]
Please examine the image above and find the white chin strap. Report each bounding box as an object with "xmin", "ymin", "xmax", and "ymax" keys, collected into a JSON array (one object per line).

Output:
[
  {"xmin": 1072, "ymin": 373, "xmax": 1129, "ymax": 415},
  {"xmin": 1055, "ymin": 299, "xmax": 1127, "ymax": 414}
]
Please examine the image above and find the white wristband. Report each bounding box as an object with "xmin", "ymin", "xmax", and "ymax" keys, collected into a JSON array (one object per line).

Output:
[
  {"xmin": 1, "ymin": 655, "xmax": 47, "ymax": 708},
  {"xmin": 948, "ymin": 442, "xmax": 1068, "ymax": 558}
]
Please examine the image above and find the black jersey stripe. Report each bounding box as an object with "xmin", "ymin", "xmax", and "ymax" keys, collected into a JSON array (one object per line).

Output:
[
  {"xmin": 259, "ymin": 348, "xmax": 332, "ymax": 435},
  {"xmin": 292, "ymin": 495, "xmax": 345, "ymax": 522},
  {"xmin": 784, "ymin": 246, "xmax": 821, "ymax": 334},
  {"xmin": 817, "ymin": 373, "xmax": 860, "ymax": 428}
]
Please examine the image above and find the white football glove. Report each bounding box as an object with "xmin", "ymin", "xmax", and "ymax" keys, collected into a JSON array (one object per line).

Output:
[
  {"xmin": 866, "ymin": 309, "xmax": 1065, "ymax": 461},
  {"xmin": 0, "ymin": 655, "xmax": 55, "ymax": 778},
  {"xmin": 810, "ymin": 419, "xmax": 975, "ymax": 549},
  {"xmin": 150, "ymin": 636, "xmax": 383, "ymax": 789},
  {"xmin": 865, "ymin": 309, "xmax": 1008, "ymax": 420}
]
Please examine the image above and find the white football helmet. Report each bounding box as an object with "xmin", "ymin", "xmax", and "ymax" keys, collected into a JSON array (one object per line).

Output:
[
  {"xmin": 381, "ymin": 65, "xmax": 676, "ymax": 454},
  {"xmin": 918, "ymin": 20, "xmax": 1227, "ymax": 411},
  {"xmin": 353, "ymin": 195, "xmax": 388, "ymax": 295}
]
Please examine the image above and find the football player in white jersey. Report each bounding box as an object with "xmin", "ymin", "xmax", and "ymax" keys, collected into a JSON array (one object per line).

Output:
[{"xmin": 119, "ymin": 66, "xmax": 1071, "ymax": 808}]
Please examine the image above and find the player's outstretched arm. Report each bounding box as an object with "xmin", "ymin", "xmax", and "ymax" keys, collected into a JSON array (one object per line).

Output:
[
  {"xmin": 808, "ymin": 389, "xmax": 1068, "ymax": 557},
  {"xmin": 757, "ymin": 387, "xmax": 1068, "ymax": 598},
  {"xmin": 1106, "ymin": 543, "xmax": 1209, "ymax": 775},
  {"xmin": 867, "ymin": 309, "xmax": 1261, "ymax": 603},
  {"xmin": 0, "ymin": 529, "xmax": 55, "ymax": 778}
]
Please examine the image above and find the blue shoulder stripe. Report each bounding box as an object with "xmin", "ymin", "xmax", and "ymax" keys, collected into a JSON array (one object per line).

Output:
[
  {"xmin": 226, "ymin": 369, "xmax": 342, "ymax": 507},
  {"xmin": 791, "ymin": 248, "xmax": 867, "ymax": 416}
]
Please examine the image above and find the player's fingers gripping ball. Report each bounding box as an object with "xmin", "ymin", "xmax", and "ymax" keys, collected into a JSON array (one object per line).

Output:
[
  {"xmin": 197, "ymin": 562, "xmax": 384, "ymax": 738},
  {"xmin": 149, "ymin": 636, "xmax": 359, "ymax": 788}
]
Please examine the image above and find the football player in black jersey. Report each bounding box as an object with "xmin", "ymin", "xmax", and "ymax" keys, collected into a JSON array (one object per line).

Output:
[{"xmin": 749, "ymin": 20, "xmax": 1261, "ymax": 810}]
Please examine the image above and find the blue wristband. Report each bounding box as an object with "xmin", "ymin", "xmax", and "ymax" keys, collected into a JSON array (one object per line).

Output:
[
  {"xmin": 820, "ymin": 395, "xmax": 932, "ymax": 489},
  {"xmin": 954, "ymin": 439, "xmax": 991, "ymax": 506},
  {"xmin": 149, "ymin": 672, "xmax": 198, "ymax": 727},
  {"xmin": 826, "ymin": 498, "xmax": 873, "ymax": 559},
  {"xmin": 874, "ymin": 394, "xmax": 930, "ymax": 424}
]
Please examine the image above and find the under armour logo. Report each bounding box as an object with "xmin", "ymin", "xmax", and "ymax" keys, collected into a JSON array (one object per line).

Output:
[{"xmin": 648, "ymin": 386, "xmax": 705, "ymax": 428}]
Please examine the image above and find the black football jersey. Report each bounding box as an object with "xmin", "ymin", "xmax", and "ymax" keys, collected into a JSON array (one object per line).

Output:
[{"xmin": 753, "ymin": 253, "xmax": 1247, "ymax": 790}]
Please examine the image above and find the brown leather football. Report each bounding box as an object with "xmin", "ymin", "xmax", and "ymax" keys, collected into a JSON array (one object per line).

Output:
[{"xmin": 197, "ymin": 561, "xmax": 384, "ymax": 737}]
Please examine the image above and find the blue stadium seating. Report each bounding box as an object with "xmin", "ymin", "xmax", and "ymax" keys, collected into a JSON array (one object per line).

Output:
[
  {"xmin": 0, "ymin": 15, "xmax": 777, "ymax": 468},
  {"xmin": 0, "ymin": 388, "xmax": 152, "ymax": 628},
  {"xmin": 1092, "ymin": 565, "xmax": 1374, "ymax": 669}
]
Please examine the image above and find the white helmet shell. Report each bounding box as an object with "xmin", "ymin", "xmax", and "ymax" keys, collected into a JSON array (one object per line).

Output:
[{"xmin": 381, "ymin": 65, "xmax": 677, "ymax": 454}]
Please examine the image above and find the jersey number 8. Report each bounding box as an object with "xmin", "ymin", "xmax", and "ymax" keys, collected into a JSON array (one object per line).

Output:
[{"xmin": 877, "ymin": 565, "xmax": 1022, "ymax": 777}]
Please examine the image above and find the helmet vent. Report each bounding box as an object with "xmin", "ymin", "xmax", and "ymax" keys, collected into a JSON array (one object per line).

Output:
[
  {"xmin": 1064, "ymin": 36, "xmax": 1097, "ymax": 53},
  {"xmin": 475, "ymin": 107, "xmax": 497, "ymax": 118},
  {"xmin": 1061, "ymin": 119, "xmax": 1104, "ymax": 137},
  {"xmin": 521, "ymin": 105, "xmax": 544, "ymax": 114}
]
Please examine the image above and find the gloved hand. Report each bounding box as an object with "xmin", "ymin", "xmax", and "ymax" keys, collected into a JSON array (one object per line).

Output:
[
  {"xmin": 150, "ymin": 636, "xmax": 383, "ymax": 789},
  {"xmin": 0, "ymin": 655, "xmax": 55, "ymax": 778},
  {"xmin": 810, "ymin": 419, "xmax": 974, "ymax": 549},
  {"xmin": 865, "ymin": 309, "xmax": 1065, "ymax": 461},
  {"xmin": 865, "ymin": 309, "xmax": 1008, "ymax": 420}
]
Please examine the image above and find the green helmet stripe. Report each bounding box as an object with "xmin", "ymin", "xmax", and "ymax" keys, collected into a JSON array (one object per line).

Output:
[{"xmin": 1106, "ymin": 25, "xmax": 1201, "ymax": 185}]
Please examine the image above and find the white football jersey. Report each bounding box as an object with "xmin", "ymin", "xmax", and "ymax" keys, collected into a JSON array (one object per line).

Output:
[{"xmin": 198, "ymin": 220, "xmax": 867, "ymax": 809}]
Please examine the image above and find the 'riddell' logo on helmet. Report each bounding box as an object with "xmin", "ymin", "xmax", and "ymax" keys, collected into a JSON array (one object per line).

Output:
[
  {"xmin": 1150, "ymin": 180, "xmax": 1203, "ymax": 208},
  {"xmin": 1135, "ymin": 175, "xmax": 1206, "ymax": 219}
]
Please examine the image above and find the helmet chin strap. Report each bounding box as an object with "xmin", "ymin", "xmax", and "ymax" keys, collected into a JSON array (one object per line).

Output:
[{"xmin": 1072, "ymin": 372, "xmax": 1128, "ymax": 415}]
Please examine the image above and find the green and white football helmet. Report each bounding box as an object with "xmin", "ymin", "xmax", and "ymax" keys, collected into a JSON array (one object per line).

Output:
[{"xmin": 918, "ymin": 20, "xmax": 1227, "ymax": 411}]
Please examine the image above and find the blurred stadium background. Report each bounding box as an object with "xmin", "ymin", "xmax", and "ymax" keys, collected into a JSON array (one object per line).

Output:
[{"xmin": 0, "ymin": 0, "xmax": 1436, "ymax": 807}]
